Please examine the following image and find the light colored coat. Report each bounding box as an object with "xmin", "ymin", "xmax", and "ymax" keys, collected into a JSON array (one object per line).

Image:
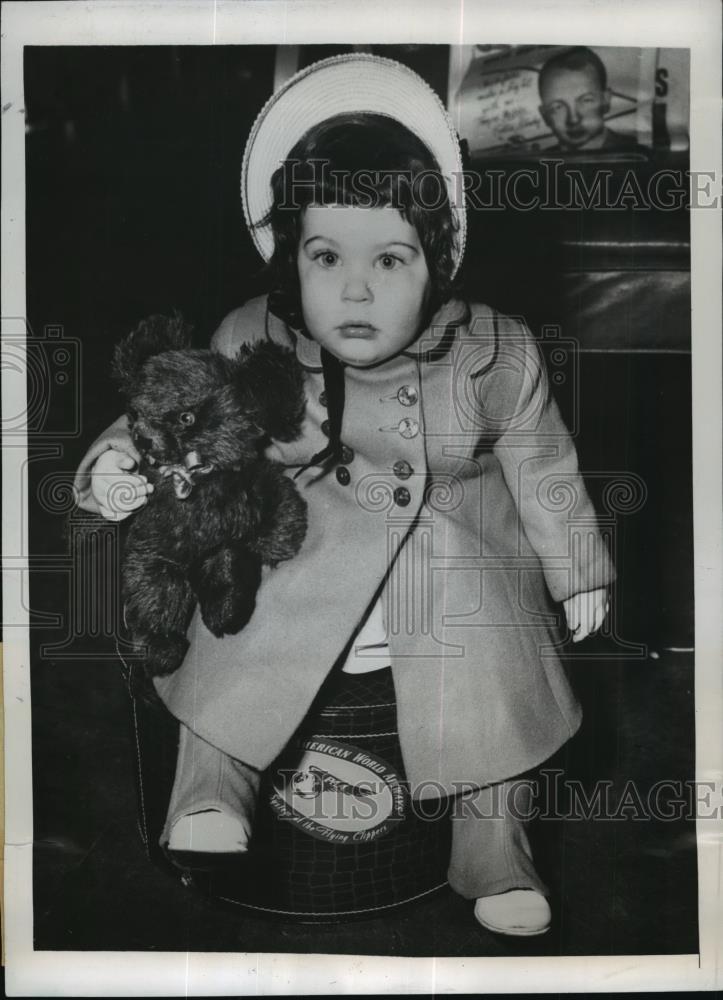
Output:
[{"xmin": 154, "ymin": 294, "xmax": 615, "ymax": 796}]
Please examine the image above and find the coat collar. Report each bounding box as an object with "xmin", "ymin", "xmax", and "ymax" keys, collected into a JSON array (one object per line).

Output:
[{"xmin": 283, "ymin": 298, "xmax": 470, "ymax": 372}]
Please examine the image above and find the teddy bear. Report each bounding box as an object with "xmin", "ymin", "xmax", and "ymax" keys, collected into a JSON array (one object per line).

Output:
[{"xmin": 111, "ymin": 313, "xmax": 308, "ymax": 677}]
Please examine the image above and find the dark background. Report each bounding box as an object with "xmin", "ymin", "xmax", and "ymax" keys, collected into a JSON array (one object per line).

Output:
[{"xmin": 25, "ymin": 44, "xmax": 696, "ymax": 956}]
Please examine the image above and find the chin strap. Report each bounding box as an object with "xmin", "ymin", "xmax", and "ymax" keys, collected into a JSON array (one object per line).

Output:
[{"xmin": 294, "ymin": 347, "xmax": 346, "ymax": 480}]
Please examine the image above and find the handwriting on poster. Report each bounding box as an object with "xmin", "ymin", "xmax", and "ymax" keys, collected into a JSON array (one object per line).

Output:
[{"xmin": 470, "ymin": 69, "xmax": 541, "ymax": 146}]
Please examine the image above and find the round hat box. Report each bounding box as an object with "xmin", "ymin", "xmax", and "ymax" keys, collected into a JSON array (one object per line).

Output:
[{"xmin": 123, "ymin": 661, "xmax": 452, "ymax": 921}]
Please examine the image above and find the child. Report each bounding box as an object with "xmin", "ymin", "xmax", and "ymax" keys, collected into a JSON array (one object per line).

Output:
[{"xmin": 74, "ymin": 53, "xmax": 614, "ymax": 936}]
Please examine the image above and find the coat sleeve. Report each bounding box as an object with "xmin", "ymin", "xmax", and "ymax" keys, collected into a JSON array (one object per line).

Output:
[
  {"xmin": 210, "ymin": 296, "xmax": 270, "ymax": 358},
  {"xmin": 489, "ymin": 316, "xmax": 616, "ymax": 604}
]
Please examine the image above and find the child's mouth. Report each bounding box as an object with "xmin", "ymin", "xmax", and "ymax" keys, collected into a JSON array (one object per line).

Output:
[{"xmin": 338, "ymin": 322, "xmax": 377, "ymax": 337}]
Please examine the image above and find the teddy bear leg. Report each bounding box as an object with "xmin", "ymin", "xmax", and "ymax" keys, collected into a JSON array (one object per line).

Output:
[
  {"xmin": 123, "ymin": 554, "xmax": 194, "ymax": 676},
  {"xmin": 192, "ymin": 544, "xmax": 262, "ymax": 637}
]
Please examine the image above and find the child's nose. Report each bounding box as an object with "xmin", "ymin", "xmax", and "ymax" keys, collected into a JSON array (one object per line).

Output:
[{"xmin": 342, "ymin": 268, "xmax": 373, "ymax": 302}]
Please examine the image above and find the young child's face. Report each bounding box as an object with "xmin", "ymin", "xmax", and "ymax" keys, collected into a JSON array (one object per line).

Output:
[{"xmin": 297, "ymin": 205, "xmax": 431, "ymax": 367}]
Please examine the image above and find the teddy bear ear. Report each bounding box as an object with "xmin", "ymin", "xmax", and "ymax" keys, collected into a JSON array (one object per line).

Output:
[
  {"xmin": 233, "ymin": 341, "xmax": 307, "ymax": 442},
  {"xmin": 111, "ymin": 312, "xmax": 193, "ymax": 394}
]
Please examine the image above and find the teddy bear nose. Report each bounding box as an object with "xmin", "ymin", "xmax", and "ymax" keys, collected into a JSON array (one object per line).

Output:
[{"xmin": 133, "ymin": 432, "xmax": 153, "ymax": 453}]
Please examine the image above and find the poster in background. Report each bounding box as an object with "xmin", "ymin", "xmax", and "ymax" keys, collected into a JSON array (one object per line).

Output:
[{"xmin": 447, "ymin": 44, "xmax": 690, "ymax": 157}]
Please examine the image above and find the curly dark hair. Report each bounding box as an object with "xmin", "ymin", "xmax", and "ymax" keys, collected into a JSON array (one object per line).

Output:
[{"xmin": 255, "ymin": 112, "xmax": 460, "ymax": 331}]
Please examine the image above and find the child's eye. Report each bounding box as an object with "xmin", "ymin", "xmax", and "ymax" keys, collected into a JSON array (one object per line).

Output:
[
  {"xmin": 378, "ymin": 254, "xmax": 402, "ymax": 270},
  {"xmin": 314, "ymin": 250, "xmax": 339, "ymax": 268}
]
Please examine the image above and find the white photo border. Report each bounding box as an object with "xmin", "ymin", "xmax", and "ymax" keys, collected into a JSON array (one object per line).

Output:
[{"xmin": 2, "ymin": 0, "xmax": 721, "ymax": 994}]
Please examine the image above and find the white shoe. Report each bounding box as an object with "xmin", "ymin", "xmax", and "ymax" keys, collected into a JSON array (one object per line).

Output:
[
  {"xmin": 167, "ymin": 808, "xmax": 250, "ymax": 853},
  {"xmin": 474, "ymin": 889, "xmax": 551, "ymax": 936}
]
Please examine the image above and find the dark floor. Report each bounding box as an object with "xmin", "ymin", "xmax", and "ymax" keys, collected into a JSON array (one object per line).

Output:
[{"xmin": 31, "ymin": 638, "xmax": 698, "ymax": 956}]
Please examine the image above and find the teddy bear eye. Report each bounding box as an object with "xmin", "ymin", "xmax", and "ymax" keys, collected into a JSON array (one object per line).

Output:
[{"xmin": 179, "ymin": 411, "xmax": 195, "ymax": 427}]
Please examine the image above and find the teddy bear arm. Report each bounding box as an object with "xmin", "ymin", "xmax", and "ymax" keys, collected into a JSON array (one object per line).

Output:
[
  {"xmin": 190, "ymin": 543, "xmax": 262, "ymax": 638},
  {"xmin": 245, "ymin": 466, "xmax": 308, "ymax": 567}
]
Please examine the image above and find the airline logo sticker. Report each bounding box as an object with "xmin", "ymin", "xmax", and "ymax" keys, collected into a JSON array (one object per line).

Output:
[{"xmin": 270, "ymin": 738, "xmax": 406, "ymax": 844}]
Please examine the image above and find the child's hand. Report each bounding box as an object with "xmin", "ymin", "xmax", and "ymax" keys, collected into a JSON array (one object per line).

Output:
[
  {"xmin": 562, "ymin": 588, "xmax": 610, "ymax": 643},
  {"xmin": 88, "ymin": 448, "xmax": 154, "ymax": 521},
  {"xmin": 73, "ymin": 414, "xmax": 146, "ymax": 515}
]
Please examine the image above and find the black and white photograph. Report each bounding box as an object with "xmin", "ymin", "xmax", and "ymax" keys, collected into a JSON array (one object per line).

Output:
[{"xmin": 2, "ymin": 0, "xmax": 722, "ymax": 994}]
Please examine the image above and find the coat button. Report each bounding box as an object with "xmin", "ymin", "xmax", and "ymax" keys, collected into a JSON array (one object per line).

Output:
[
  {"xmin": 319, "ymin": 390, "xmax": 327, "ymax": 407},
  {"xmin": 398, "ymin": 417, "xmax": 419, "ymax": 439},
  {"xmin": 393, "ymin": 460, "xmax": 413, "ymax": 480},
  {"xmin": 340, "ymin": 445, "xmax": 354, "ymax": 464},
  {"xmin": 321, "ymin": 419, "xmax": 330, "ymax": 436},
  {"xmin": 336, "ymin": 466, "xmax": 350, "ymax": 486},
  {"xmin": 394, "ymin": 486, "xmax": 411, "ymax": 507},
  {"xmin": 397, "ymin": 385, "xmax": 418, "ymax": 406}
]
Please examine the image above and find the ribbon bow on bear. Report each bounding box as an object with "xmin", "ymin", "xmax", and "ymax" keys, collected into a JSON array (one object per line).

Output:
[{"xmin": 158, "ymin": 450, "xmax": 213, "ymax": 499}]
